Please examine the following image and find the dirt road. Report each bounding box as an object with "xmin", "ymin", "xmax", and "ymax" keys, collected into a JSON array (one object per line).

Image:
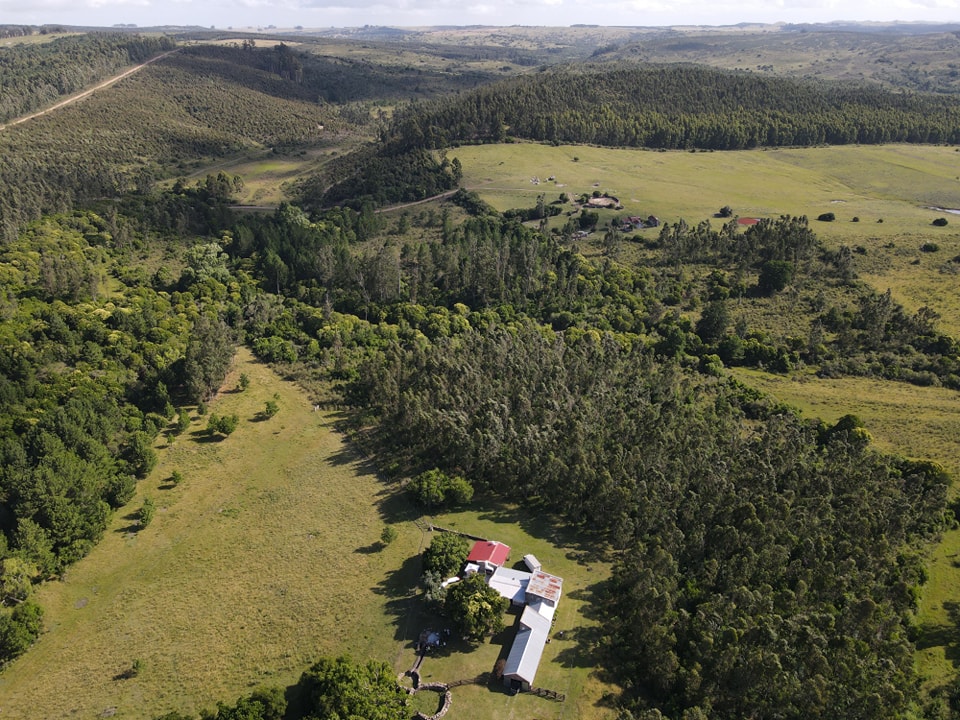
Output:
[{"xmin": 0, "ymin": 49, "xmax": 179, "ymax": 132}]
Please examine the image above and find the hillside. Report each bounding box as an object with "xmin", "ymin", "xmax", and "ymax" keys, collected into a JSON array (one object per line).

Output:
[{"xmin": 0, "ymin": 26, "xmax": 959, "ymax": 720}]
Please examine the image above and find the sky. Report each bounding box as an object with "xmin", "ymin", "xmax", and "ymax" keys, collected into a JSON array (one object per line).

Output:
[{"xmin": 1, "ymin": 0, "xmax": 958, "ymax": 31}]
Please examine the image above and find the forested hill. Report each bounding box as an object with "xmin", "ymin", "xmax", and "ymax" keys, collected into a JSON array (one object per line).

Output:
[
  {"xmin": 0, "ymin": 33, "xmax": 175, "ymax": 123},
  {"xmin": 386, "ymin": 63, "xmax": 960, "ymax": 150}
]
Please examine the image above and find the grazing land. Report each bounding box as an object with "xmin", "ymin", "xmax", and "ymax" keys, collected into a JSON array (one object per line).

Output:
[
  {"xmin": 0, "ymin": 348, "xmax": 408, "ymax": 718},
  {"xmin": 453, "ymin": 141, "xmax": 960, "ymax": 326},
  {"xmin": 0, "ymin": 347, "xmax": 608, "ymax": 719}
]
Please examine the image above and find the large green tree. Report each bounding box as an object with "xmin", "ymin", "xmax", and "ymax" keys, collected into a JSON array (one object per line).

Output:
[
  {"xmin": 299, "ymin": 655, "xmax": 407, "ymax": 720},
  {"xmin": 444, "ymin": 572, "xmax": 507, "ymax": 640}
]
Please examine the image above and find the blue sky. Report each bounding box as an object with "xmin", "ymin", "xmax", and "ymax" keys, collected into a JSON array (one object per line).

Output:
[{"xmin": 1, "ymin": 0, "xmax": 958, "ymax": 30}]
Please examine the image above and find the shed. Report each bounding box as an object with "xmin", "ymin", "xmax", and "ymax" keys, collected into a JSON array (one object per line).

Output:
[
  {"xmin": 526, "ymin": 570, "xmax": 563, "ymax": 607},
  {"xmin": 466, "ymin": 540, "xmax": 510, "ymax": 573},
  {"xmin": 503, "ymin": 605, "xmax": 552, "ymax": 691},
  {"xmin": 488, "ymin": 566, "xmax": 532, "ymax": 606},
  {"xmin": 522, "ymin": 554, "xmax": 541, "ymax": 572}
]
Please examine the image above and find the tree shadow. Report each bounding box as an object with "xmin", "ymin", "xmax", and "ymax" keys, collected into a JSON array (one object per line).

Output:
[
  {"xmin": 552, "ymin": 581, "xmax": 612, "ymax": 675},
  {"xmin": 355, "ymin": 542, "xmax": 385, "ymax": 555},
  {"xmin": 915, "ymin": 600, "xmax": 960, "ymax": 669},
  {"xmin": 373, "ymin": 554, "xmax": 428, "ymax": 645},
  {"xmin": 476, "ymin": 501, "xmax": 610, "ymax": 564},
  {"xmin": 114, "ymin": 511, "xmax": 142, "ymax": 534},
  {"xmin": 189, "ymin": 429, "xmax": 224, "ymax": 443}
]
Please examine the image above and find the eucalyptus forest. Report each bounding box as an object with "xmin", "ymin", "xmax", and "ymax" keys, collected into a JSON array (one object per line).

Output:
[{"xmin": 1, "ymin": 21, "xmax": 960, "ymax": 720}]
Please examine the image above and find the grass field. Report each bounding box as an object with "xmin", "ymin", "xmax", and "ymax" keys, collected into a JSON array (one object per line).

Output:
[
  {"xmin": 0, "ymin": 348, "xmax": 409, "ymax": 718},
  {"xmin": 0, "ymin": 348, "xmax": 612, "ymax": 719},
  {"xmin": 452, "ymin": 141, "xmax": 960, "ymax": 333}
]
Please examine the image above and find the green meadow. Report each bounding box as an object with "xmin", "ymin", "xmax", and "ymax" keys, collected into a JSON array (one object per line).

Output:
[
  {"xmin": 0, "ymin": 347, "xmax": 611, "ymax": 719},
  {"xmin": 452, "ymin": 141, "xmax": 960, "ymax": 332}
]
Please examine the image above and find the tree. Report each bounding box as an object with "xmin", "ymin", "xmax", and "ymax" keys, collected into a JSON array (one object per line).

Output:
[
  {"xmin": 0, "ymin": 601, "xmax": 43, "ymax": 663},
  {"xmin": 410, "ymin": 468, "xmax": 474, "ymax": 509},
  {"xmin": 182, "ymin": 314, "xmax": 235, "ymax": 403},
  {"xmin": 422, "ymin": 532, "xmax": 470, "ymax": 578},
  {"xmin": 299, "ymin": 655, "xmax": 408, "ymax": 720},
  {"xmin": 444, "ymin": 572, "xmax": 507, "ymax": 640},
  {"xmin": 695, "ymin": 300, "xmax": 730, "ymax": 344},
  {"xmin": 138, "ymin": 497, "xmax": 155, "ymax": 528},
  {"xmin": 380, "ymin": 525, "xmax": 398, "ymax": 547},
  {"xmin": 757, "ymin": 260, "xmax": 794, "ymax": 296}
]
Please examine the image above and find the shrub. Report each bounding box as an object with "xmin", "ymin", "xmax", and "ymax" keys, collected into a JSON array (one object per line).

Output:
[
  {"xmin": 138, "ymin": 497, "xmax": 155, "ymax": 528},
  {"xmin": 380, "ymin": 525, "xmax": 398, "ymax": 546},
  {"xmin": 409, "ymin": 469, "xmax": 474, "ymax": 509},
  {"xmin": 921, "ymin": 242, "xmax": 940, "ymax": 252},
  {"xmin": 817, "ymin": 212, "xmax": 836, "ymax": 222},
  {"xmin": 932, "ymin": 217, "xmax": 949, "ymax": 227}
]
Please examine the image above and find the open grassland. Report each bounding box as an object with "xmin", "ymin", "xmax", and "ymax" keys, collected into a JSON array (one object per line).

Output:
[
  {"xmin": 0, "ymin": 348, "xmax": 410, "ymax": 718},
  {"xmin": 0, "ymin": 347, "xmax": 612, "ymax": 719},
  {"xmin": 453, "ymin": 141, "xmax": 960, "ymax": 330}
]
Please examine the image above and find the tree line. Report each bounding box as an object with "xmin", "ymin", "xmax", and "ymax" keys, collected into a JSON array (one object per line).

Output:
[{"xmin": 385, "ymin": 63, "xmax": 960, "ymax": 151}]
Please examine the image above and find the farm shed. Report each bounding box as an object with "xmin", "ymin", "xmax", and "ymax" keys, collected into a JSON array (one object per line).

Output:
[
  {"xmin": 489, "ymin": 566, "xmax": 532, "ymax": 607},
  {"xmin": 466, "ymin": 540, "xmax": 510, "ymax": 573},
  {"xmin": 523, "ymin": 554, "xmax": 541, "ymax": 572},
  {"xmin": 503, "ymin": 605, "xmax": 552, "ymax": 691}
]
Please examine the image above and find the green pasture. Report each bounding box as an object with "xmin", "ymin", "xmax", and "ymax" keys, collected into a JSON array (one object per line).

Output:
[
  {"xmin": 0, "ymin": 348, "xmax": 407, "ymax": 718},
  {"xmin": 452, "ymin": 140, "xmax": 960, "ymax": 330},
  {"xmin": 0, "ymin": 347, "xmax": 612, "ymax": 719},
  {"xmin": 453, "ymin": 142, "xmax": 960, "ymax": 239}
]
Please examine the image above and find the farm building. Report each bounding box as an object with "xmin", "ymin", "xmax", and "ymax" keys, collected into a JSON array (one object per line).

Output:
[
  {"xmin": 489, "ymin": 566, "xmax": 532, "ymax": 607},
  {"xmin": 466, "ymin": 540, "xmax": 510, "ymax": 573},
  {"xmin": 525, "ymin": 570, "xmax": 563, "ymax": 621},
  {"xmin": 503, "ymin": 605, "xmax": 553, "ymax": 691},
  {"xmin": 523, "ymin": 554, "xmax": 541, "ymax": 572}
]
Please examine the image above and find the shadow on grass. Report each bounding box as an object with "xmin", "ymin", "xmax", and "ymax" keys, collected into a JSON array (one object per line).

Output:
[
  {"xmin": 355, "ymin": 541, "xmax": 385, "ymax": 554},
  {"xmin": 189, "ymin": 429, "xmax": 225, "ymax": 443},
  {"xmin": 476, "ymin": 501, "xmax": 610, "ymax": 565},
  {"xmin": 915, "ymin": 600, "xmax": 960, "ymax": 669},
  {"xmin": 373, "ymin": 554, "xmax": 426, "ymax": 645},
  {"xmin": 114, "ymin": 510, "xmax": 142, "ymax": 534},
  {"xmin": 553, "ymin": 582, "xmax": 613, "ymax": 677}
]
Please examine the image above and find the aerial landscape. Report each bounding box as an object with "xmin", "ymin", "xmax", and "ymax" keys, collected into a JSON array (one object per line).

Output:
[{"xmin": 2, "ymin": 5, "xmax": 960, "ymax": 720}]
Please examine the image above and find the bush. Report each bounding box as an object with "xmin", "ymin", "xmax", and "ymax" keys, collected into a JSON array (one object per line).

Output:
[
  {"xmin": 380, "ymin": 525, "xmax": 398, "ymax": 546},
  {"xmin": 932, "ymin": 217, "xmax": 949, "ymax": 227},
  {"xmin": 138, "ymin": 497, "xmax": 155, "ymax": 528},
  {"xmin": 409, "ymin": 468, "xmax": 474, "ymax": 509},
  {"xmin": 921, "ymin": 242, "xmax": 940, "ymax": 252},
  {"xmin": 817, "ymin": 212, "xmax": 836, "ymax": 222},
  {"xmin": 422, "ymin": 533, "xmax": 470, "ymax": 578}
]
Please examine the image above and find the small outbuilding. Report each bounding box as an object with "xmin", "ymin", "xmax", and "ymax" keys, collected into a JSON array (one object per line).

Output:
[{"xmin": 466, "ymin": 540, "xmax": 510, "ymax": 574}]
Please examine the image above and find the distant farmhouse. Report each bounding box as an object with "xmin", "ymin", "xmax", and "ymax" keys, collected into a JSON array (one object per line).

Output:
[{"xmin": 461, "ymin": 539, "xmax": 563, "ymax": 692}]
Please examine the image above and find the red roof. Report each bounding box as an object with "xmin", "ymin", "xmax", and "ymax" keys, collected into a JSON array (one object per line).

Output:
[
  {"xmin": 467, "ymin": 540, "xmax": 510, "ymax": 567},
  {"xmin": 737, "ymin": 217, "xmax": 760, "ymax": 226}
]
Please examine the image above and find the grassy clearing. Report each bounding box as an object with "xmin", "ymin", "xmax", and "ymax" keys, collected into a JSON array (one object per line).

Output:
[
  {"xmin": 0, "ymin": 348, "xmax": 613, "ymax": 719},
  {"xmin": 401, "ymin": 506, "xmax": 618, "ymax": 720},
  {"xmin": 0, "ymin": 348, "xmax": 413, "ymax": 718}
]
